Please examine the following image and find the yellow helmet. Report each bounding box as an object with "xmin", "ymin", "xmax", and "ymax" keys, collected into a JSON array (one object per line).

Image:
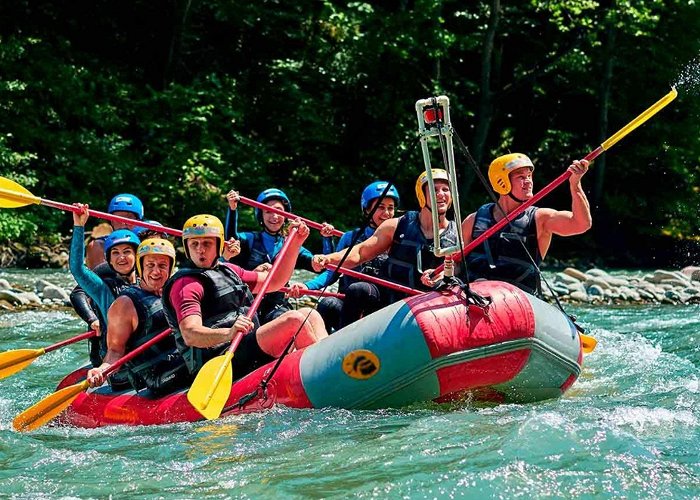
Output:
[
  {"xmin": 488, "ymin": 153, "xmax": 534, "ymax": 195},
  {"xmin": 182, "ymin": 214, "xmax": 225, "ymax": 259},
  {"xmin": 415, "ymin": 168, "xmax": 450, "ymax": 208},
  {"xmin": 136, "ymin": 238, "xmax": 176, "ymax": 277}
]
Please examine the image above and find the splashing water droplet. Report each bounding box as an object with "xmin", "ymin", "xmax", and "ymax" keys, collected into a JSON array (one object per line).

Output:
[{"xmin": 672, "ymin": 54, "xmax": 700, "ymax": 95}]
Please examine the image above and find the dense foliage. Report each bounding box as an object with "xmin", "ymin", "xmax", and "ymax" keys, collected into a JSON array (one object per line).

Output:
[{"xmin": 1, "ymin": 0, "xmax": 699, "ymax": 265}]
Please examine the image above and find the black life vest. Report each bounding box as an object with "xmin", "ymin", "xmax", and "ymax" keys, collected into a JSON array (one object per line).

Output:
[
  {"xmin": 94, "ymin": 262, "xmax": 132, "ymax": 359},
  {"xmin": 466, "ymin": 203, "xmax": 542, "ymax": 295},
  {"xmin": 380, "ymin": 211, "xmax": 459, "ymax": 298},
  {"xmin": 118, "ymin": 286, "xmax": 183, "ymax": 391},
  {"xmin": 339, "ymin": 227, "xmax": 388, "ymax": 293},
  {"xmin": 241, "ymin": 231, "xmax": 290, "ymax": 323},
  {"xmin": 162, "ymin": 262, "xmax": 259, "ymax": 374}
]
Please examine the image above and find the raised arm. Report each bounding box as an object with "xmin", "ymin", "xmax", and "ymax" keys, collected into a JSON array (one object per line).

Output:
[
  {"xmin": 224, "ymin": 189, "xmax": 241, "ymax": 240},
  {"xmin": 539, "ymin": 159, "xmax": 592, "ymax": 237},
  {"xmin": 249, "ymin": 219, "xmax": 311, "ymax": 293},
  {"xmin": 69, "ymin": 205, "xmax": 115, "ymax": 320}
]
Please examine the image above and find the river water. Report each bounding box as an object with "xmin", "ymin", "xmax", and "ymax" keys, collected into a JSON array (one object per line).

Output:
[{"xmin": 0, "ymin": 269, "xmax": 698, "ymax": 498}]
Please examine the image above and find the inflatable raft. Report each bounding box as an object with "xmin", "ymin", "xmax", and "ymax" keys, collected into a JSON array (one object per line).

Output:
[{"xmin": 57, "ymin": 281, "xmax": 583, "ymax": 428}]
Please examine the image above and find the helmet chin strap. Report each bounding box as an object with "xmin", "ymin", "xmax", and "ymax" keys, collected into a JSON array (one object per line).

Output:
[{"xmin": 508, "ymin": 192, "xmax": 527, "ymax": 203}]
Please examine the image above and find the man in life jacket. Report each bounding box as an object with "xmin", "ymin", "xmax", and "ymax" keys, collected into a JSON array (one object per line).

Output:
[
  {"xmin": 315, "ymin": 181, "xmax": 401, "ymax": 331},
  {"xmin": 461, "ymin": 153, "xmax": 592, "ymax": 296},
  {"xmin": 86, "ymin": 238, "xmax": 190, "ymax": 395},
  {"xmin": 162, "ymin": 214, "xmax": 328, "ymax": 381},
  {"xmin": 223, "ymin": 188, "xmax": 334, "ymax": 324},
  {"xmin": 312, "ymin": 169, "xmax": 459, "ymax": 304}
]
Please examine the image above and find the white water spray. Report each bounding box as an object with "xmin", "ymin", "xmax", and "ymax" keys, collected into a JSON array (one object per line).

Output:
[{"xmin": 672, "ymin": 54, "xmax": 700, "ymax": 95}]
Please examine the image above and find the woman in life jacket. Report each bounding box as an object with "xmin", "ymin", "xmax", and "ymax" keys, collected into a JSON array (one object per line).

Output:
[
  {"xmin": 223, "ymin": 188, "xmax": 334, "ymax": 325},
  {"xmin": 71, "ymin": 194, "xmax": 143, "ymax": 364},
  {"xmin": 315, "ymin": 181, "xmax": 400, "ymax": 331},
  {"xmin": 69, "ymin": 204, "xmax": 139, "ymax": 381}
]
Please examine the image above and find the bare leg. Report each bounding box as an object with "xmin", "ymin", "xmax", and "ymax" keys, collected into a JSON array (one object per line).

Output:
[
  {"xmin": 293, "ymin": 307, "xmax": 328, "ymax": 348},
  {"xmin": 256, "ymin": 308, "xmax": 328, "ymax": 358}
]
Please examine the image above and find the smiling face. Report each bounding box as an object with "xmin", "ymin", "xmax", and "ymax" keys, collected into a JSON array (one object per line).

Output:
[
  {"xmin": 108, "ymin": 243, "xmax": 136, "ymax": 275},
  {"xmin": 139, "ymin": 254, "xmax": 171, "ymax": 293},
  {"xmin": 508, "ymin": 167, "xmax": 534, "ymax": 200},
  {"xmin": 186, "ymin": 237, "xmax": 219, "ymax": 268},
  {"xmin": 261, "ymin": 200, "xmax": 286, "ymax": 233},
  {"xmin": 366, "ymin": 197, "xmax": 396, "ymax": 227},
  {"xmin": 425, "ymin": 180, "xmax": 452, "ymax": 215}
]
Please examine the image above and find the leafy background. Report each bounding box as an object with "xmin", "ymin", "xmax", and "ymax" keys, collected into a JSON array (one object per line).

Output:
[{"xmin": 1, "ymin": 0, "xmax": 699, "ymax": 267}]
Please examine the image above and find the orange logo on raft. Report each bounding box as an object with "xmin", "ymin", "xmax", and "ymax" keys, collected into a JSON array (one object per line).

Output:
[{"xmin": 342, "ymin": 350, "xmax": 380, "ymax": 380}]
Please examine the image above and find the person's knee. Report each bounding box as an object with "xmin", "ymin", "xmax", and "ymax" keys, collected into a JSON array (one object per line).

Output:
[
  {"xmin": 279, "ymin": 309, "xmax": 306, "ymax": 327},
  {"xmin": 345, "ymin": 283, "xmax": 368, "ymax": 300}
]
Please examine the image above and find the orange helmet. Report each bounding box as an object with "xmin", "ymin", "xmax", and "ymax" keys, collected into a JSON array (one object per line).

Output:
[
  {"xmin": 488, "ymin": 153, "xmax": 534, "ymax": 195},
  {"xmin": 136, "ymin": 238, "xmax": 176, "ymax": 277},
  {"xmin": 415, "ymin": 169, "xmax": 450, "ymax": 208},
  {"xmin": 182, "ymin": 214, "xmax": 225, "ymax": 259}
]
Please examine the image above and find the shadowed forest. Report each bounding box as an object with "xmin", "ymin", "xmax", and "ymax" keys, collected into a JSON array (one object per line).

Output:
[{"xmin": 1, "ymin": 1, "xmax": 700, "ymax": 267}]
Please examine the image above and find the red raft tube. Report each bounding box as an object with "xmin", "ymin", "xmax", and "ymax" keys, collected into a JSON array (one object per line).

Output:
[{"xmin": 58, "ymin": 281, "xmax": 584, "ymax": 428}]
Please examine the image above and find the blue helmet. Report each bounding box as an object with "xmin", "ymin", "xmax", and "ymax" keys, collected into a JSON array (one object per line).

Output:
[
  {"xmin": 104, "ymin": 229, "xmax": 140, "ymax": 258},
  {"xmin": 134, "ymin": 220, "xmax": 164, "ymax": 238},
  {"xmin": 255, "ymin": 188, "xmax": 292, "ymax": 224},
  {"xmin": 361, "ymin": 181, "xmax": 400, "ymax": 212},
  {"xmin": 108, "ymin": 194, "xmax": 144, "ymax": 220}
]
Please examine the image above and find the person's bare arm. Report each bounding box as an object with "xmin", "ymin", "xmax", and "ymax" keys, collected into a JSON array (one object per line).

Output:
[
  {"xmin": 540, "ymin": 160, "xmax": 592, "ymax": 237},
  {"xmin": 179, "ymin": 314, "xmax": 234, "ymax": 348},
  {"xmin": 312, "ymin": 218, "xmax": 398, "ymax": 271},
  {"xmin": 460, "ymin": 212, "xmax": 476, "ymax": 246},
  {"xmin": 86, "ymin": 296, "xmax": 138, "ymax": 386}
]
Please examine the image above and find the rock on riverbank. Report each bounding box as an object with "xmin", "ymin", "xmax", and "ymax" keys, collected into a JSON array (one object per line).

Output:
[
  {"xmin": 543, "ymin": 267, "xmax": 700, "ymax": 305},
  {"xmin": 0, "ymin": 278, "xmax": 72, "ymax": 311}
]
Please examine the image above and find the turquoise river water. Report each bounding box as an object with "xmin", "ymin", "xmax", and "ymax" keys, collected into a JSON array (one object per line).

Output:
[{"xmin": 0, "ymin": 269, "xmax": 698, "ymax": 498}]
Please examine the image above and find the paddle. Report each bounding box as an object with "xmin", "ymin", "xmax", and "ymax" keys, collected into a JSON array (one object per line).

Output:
[
  {"xmin": 324, "ymin": 264, "xmax": 421, "ymax": 297},
  {"xmin": 279, "ymin": 287, "xmax": 345, "ymax": 299},
  {"xmin": 580, "ymin": 333, "xmax": 597, "ymax": 354},
  {"xmin": 187, "ymin": 227, "xmax": 301, "ymax": 420},
  {"xmin": 237, "ymin": 195, "xmax": 345, "ymax": 238},
  {"xmin": 432, "ymin": 87, "xmax": 678, "ymax": 275},
  {"xmin": 0, "ymin": 330, "xmax": 97, "ymax": 380},
  {"xmin": 12, "ymin": 328, "xmax": 172, "ymax": 432},
  {"xmin": 0, "ymin": 177, "xmax": 182, "ymax": 237}
]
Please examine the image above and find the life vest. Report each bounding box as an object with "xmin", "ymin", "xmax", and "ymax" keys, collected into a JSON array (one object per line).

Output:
[
  {"xmin": 466, "ymin": 203, "xmax": 542, "ymax": 295},
  {"xmin": 338, "ymin": 227, "xmax": 388, "ymax": 293},
  {"xmin": 241, "ymin": 231, "xmax": 290, "ymax": 322},
  {"xmin": 94, "ymin": 262, "xmax": 132, "ymax": 358},
  {"xmin": 162, "ymin": 262, "xmax": 259, "ymax": 374},
  {"xmin": 380, "ymin": 211, "xmax": 459, "ymax": 298},
  {"xmin": 118, "ymin": 286, "xmax": 183, "ymax": 391}
]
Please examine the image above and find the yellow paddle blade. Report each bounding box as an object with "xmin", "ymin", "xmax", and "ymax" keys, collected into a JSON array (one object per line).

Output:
[
  {"xmin": 580, "ymin": 333, "xmax": 598, "ymax": 354},
  {"xmin": 13, "ymin": 380, "xmax": 89, "ymax": 432},
  {"xmin": 0, "ymin": 176, "xmax": 41, "ymax": 209},
  {"xmin": 601, "ymin": 87, "xmax": 678, "ymax": 151},
  {"xmin": 187, "ymin": 352, "xmax": 234, "ymax": 420},
  {"xmin": 0, "ymin": 348, "xmax": 44, "ymax": 379}
]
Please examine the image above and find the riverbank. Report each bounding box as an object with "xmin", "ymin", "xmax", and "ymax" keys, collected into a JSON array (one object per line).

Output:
[
  {"xmin": 0, "ymin": 238, "xmax": 70, "ymax": 269},
  {"xmin": 2, "ymin": 266, "xmax": 700, "ymax": 313}
]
